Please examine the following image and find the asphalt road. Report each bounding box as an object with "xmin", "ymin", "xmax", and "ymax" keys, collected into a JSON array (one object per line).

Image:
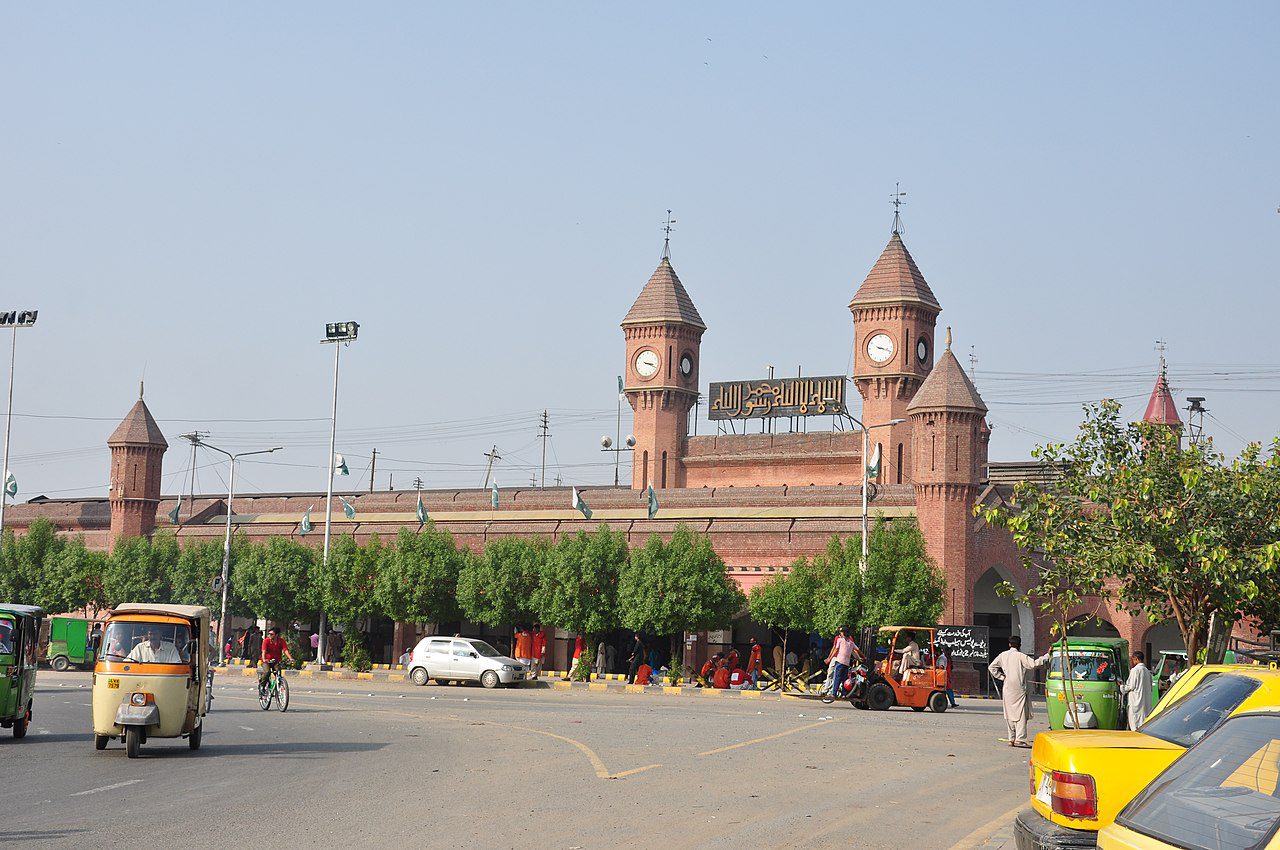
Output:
[{"xmin": 4, "ymin": 672, "xmax": 1041, "ymax": 849}]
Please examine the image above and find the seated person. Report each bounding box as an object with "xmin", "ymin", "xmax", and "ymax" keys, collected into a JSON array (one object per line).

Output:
[
  {"xmin": 698, "ymin": 653, "xmax": 722, "ymax": 687},
  {"xmin": 635, "ymin": 663, "xmax": 653, "ymax": 685},
  {"xmin": 712, "ymin": 660, "xmax": 731, "ymax": 689},
  {"xmin": 728, "ymin": 667, "xmax": 748, "ymax": 689},
  {"xmin": 898, "ymin": 633, "xmax": 922, "ymax": 680},
  {"xmin": 0, "ymin": 620, "xmax": 12, "ymax": 655},
  {"xmin": 726, "ymin": 649, "xmax": 740, "ymax": 670},
  {"xmin": 785, "ymin": 649, "xmax": 798, "ymax": 669},
  {"xmin": 125, "ymin": 627, "xmax": 184, "ymax": 663}
]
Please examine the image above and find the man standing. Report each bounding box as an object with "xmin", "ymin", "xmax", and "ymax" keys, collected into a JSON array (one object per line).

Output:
[
  {"xmin": 988, "ymin": 636, "xmax": 1051, "ymax": 748},
  {"xmin": 747, "ymin": 637, "xmax": 764, "ymax": 687},
  {"xmin": 513, "ymin": 626, "xmax": 533, "ymax": 672},
  {"xmin": 531, "ymin": 624, "xmax": 547, "ymax": 677},
  {"xmin": 626, "ymin": 633, "xmax": 645, "ymax": 684},
  {"xmin": 1120, "ymin": 651, "xmax": 1154, "ymax": 730},
  {"xmin": 828, "ymin": 627, "xmax": 856, "ymax": 699},
  {"xmin": 937, "ymin": 644, "xmax": 958, "ymax": 708}
]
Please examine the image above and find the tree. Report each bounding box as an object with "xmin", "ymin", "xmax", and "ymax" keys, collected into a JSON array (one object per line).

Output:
[
  {"xmin": 749, "ymin": 557, "xmax": 821, "ymax": 682},
  {"xmin": 44, "ymin": 536, "xmax": 108, "ymax": 615},
  {"xmin": 810, "ymin": 534, "xmax": 861, "ymax": 638},
  {"xmin": 171, "ymin": 538, "xmax": 232, "ymax": 613},
  {"xmin": 534, "ymin": 524, "xmax": 626, "ymax": 638},
  {"xmin": 861, "ymin": 517, "xmax": 946, "ymax": 629},
  {"xmin": 618, "ymin": 524, "xmax": 745, "ymax": 664},
  {"xmin": 377, "ymin": 525, "xmax": 465, "ymax": 626},
  {"xmin": 102, "ymin": 535, "xmax": 173, "ymax": 607},
  {"xmin": 456, "ymin": 536, "xmax": 545, "ymax": 627},
  {"xmin": 982, "ymin": 400, "xmax": 1280, "ymax": 664},
  {"xmin": 0, "ymin": 519, "xmax": 63, "ymax": 608},
  {"xmin": 233, "ymin": 537, "xmax": 317, "ymax": 625},
  {"xmin": 315, "ymin": 534, "xmax": 383, "ymax": 629}
]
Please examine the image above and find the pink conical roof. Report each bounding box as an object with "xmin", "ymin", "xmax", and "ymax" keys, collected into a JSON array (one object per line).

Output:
[
  {"xmin": 107, "ymin": 398, "xmax": 168, "ymax": 448},
  {"xmin": 1143, "ymin": 372, "xmax": 1181, "ymax": 426},
  {"xmin": 849, "ymin": 232, "xmax": 940, "ymax": 309},
  {"xmin": 621, "ymin": 257, "xmax": 706, "ymax": 330}
]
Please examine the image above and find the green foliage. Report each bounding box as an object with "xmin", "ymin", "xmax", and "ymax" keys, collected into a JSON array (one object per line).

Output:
[
  {"xmin": 981, "ymin": 400, "xmax": 1280, "ymax": 662},
  {"xmin": 811, "ymin": 535, "xmax": 863, "ymax": 637},
  {"xmin": 535, "ymin": 524, "xmax": 627, "ymax": 636},
  {"xmin": 169, "ymin": 536, "xmax": 251, "ymax": 614},
  {"xmin": 617, "ymin": 524, "xmax": 745, "ymax": 636},
  {"xmin": 749, "ymin": 557, "xmax": 821, "ymax": 636},
  {"xmin": 315, "ymin": 534, "xmax": 383, "ymax": 628},
  {"xmin": 341, "ymin": 630, "xmax": 372, "ymax": 672},
  {"xmin": 0, "ymin": 521, "xmax": 108, "ymax": 614},
  {"xmin": 861, "ymin": 517, "xmax": 946, "ymax": 629},
  {"xmin": 102, "ymin": 534, "xmax": 172, "ymax": 607},
  {"xmin": 375, "ymin": 524, "xmax": 465, "ymax": 625},
  {"xmin": 456, "ymin": 536, "xmax": 546, "ymax": 627},
  {"xmin": 45, "ymin": 538, "xmax": 108, "ymax": 614},
  {"xmin": 569, "ymin": 653, "xmax": 591, "ymax": 682},
  {"xmin": 234, "ymin": 537, "xmax": 317, "ymax": 625}
]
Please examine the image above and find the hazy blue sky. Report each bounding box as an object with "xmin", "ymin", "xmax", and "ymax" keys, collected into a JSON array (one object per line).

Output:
[{"xmin": 3, "ymin": 4, "xmax": 1277, "ymax": 500}]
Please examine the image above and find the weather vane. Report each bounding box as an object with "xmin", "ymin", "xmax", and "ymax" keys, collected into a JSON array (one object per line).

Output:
[
  {"xmin": 891, "ymin": 183, "xmax": 906, "ymax": 235},
  {"xmin": 661, "ymin": 209, "xmax": 676, "ymax": 259},
  {"xmin": 1155, "ymin": 339, "xmax": 1168, "ymax": 376}
]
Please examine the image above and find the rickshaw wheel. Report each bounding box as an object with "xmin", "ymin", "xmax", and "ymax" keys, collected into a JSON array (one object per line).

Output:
[
  {"xmin": 12, "ymin": 715, "xmax": 27, "ymax": 739},
  {"xmin": 95, "ymin": 734, "xmax": 109, "ymax": 750},
  {"xmin": 189, "ymin": 722, "xmax": 202, "ymax": 750},
  {"xmin": 125, "ymin": 727, "xmax": 141, "ymax": 759},
  {"xmin": 51, "ymin": 655, "xmax": 70, "ymax": 672}
]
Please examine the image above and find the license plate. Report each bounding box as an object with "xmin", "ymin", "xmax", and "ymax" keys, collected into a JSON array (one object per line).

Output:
[
  {"xmin": 1035, "ymin": 770, "xmax": 1053, "ymax": 806},
  {"xmin": 107, "ymin": 678, "xmax": 120, "ymax": 689}
]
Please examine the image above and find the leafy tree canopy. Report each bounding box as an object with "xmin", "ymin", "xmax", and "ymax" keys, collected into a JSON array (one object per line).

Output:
[
  {"xmin": 376, "ymin": 525, "xmax": 465, "ymax": 626},
  {"xmin": 534, "ymin": 524, "xmax": 627, "ymax": 636},
  {"xmin": 456, "ymin": 535, "xmax": 545, "ymax": 627},
  {"xmin": 618, "ymin": 524, "xmax": 744, "ymax": 636},
  {"xmin": 233, "ymin": 536, "xmax": 317, "ymax": 625}
]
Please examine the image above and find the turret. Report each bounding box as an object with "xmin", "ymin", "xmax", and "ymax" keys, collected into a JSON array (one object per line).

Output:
[{"xmin": 107, "ymin": 386, "xmax": 167, "ymax": 548}]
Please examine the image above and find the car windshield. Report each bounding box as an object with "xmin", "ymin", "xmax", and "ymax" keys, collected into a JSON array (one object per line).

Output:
[
  {"xmin": 1117, "ymin": 713, "xmax": 1280, "ymax": 850},
  {"xmin": 102, "ymin": 620, "xmax": 192, "ymax": 665},
  {"xmin": 470, "ymin": 641, "xmax": 502, "ymax": 658},
  {"xmin": 0, "ymin": 617, "xmax": 13, "ymax": 655},
  {"xmin": 1049, "ymin": 650, "xmax": 1117, "ymax": 682},
  {"xmin": 1140, "ymin": 673, "xmax": 1260, "ymax": 748}
]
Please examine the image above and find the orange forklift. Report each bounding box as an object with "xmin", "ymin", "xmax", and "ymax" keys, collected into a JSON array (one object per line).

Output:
[{"xmin": 850, "ymin": 626, "xmax": 951, "ymax": 713}]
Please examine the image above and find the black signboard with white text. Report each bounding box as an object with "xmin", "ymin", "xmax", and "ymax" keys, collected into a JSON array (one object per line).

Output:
[{"xmin": 935, "ymin": 625, "xmax": 990, "ymax": 663}]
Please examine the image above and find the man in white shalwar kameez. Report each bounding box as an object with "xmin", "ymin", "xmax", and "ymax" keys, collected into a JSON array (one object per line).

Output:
[
  {"xmin": 988, "ymin": 635, "xmax": 1051, "ymax": 748},
  {"xmin": 1120, "ymin": 651, "xmax": 1153, "ymax": 730}
]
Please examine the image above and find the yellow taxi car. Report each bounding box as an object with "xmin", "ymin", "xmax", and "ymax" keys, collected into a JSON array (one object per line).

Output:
[
  {"xmin": 1099, "ymin": 708, "xmax": 1280, "ymax": 849},
  {"xmin": 1014, "ymin": 665, "xmax": 1280, "ymax": 849}
]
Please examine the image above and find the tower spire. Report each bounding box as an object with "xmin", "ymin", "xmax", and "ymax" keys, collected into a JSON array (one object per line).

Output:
[
  {"xmin": 891, "ymin": 182, "xmax": 907, "ymax": 235},
  {"xmin": 661, "ymin": 209, "xmax": 676, "ymax": 260}
]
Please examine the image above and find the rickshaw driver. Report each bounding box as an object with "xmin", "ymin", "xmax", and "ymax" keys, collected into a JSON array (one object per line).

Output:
[
  {"xmin": 0, "ymin": 619, "xmax": 12, "ymax": 654},
  {"xmin": 126, "ymin": 626, "xmax": 184, "ymax": 663},
  {"xmin": 258, "ymin": 627, "xmax": 293, "ymax": 687}
]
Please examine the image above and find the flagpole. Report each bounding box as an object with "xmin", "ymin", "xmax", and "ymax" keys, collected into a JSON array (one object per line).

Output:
[
  {"xmin": 320, "ymin": 340, "xmax": 341, "ymax": 664},
  {"xmin": 0, "ymin": 328, "xmax": 17, "ymax": 541}
]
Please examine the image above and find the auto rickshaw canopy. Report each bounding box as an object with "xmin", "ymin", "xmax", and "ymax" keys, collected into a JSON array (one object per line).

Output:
[{"xmin": 0, "ymin": 604, "xmax": 46, "ymax": 619}]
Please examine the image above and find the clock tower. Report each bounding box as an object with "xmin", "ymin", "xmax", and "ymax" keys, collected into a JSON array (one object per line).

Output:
[
  {"xmin": 849, "ymin": 231, "xmax": 941, "ymax": 484},
  {"xmin": 621, "ymin": 252, "xmax": 705, "ymax": 491}
]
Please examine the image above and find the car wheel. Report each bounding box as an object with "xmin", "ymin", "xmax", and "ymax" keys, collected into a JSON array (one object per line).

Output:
[
  {"xmin": 125, "ymin": 727, "xmax": 141, "ymax": 759},
  {"xmin": 94, "ymin": 734, "xmax": 109, "ymax": 750},
  {"xmin": 867, "ymin": 682, "xmax": 895, "ymax": 711},
  {"xmin": 51, "ymin": 655, "xmax": 70, "ymax": 672},
  {"xmin": 409, "ymin": 667, "xmax": 430, "ymax": 686},
  {"xmin": 929, "ymin": 691, "xmax": 949, "ymax": 713},
  {"xmin": 481, "ymin": 670, "xmax": 499, "ymax": 689},
  {"xmin": 189, "ymin": 721, "xmax": 202, "ymax": 750}
]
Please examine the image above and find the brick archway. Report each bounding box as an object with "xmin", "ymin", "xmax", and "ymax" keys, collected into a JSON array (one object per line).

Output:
[{"xmin": 973, "ymin": 566, "xmax": 1035, "ymax": 654}]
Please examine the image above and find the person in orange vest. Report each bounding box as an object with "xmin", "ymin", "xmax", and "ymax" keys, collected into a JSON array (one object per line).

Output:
[
  {"xmin": 513, "ymin": 626, "xmax": 533, "ymax": 671},
  {"xmin": 712, "ymin": 659, "xmax": 731, "ymax": 689},
  {"xmin": 746, "ymin": 637, "xmax": 763, "ymax": 687},
  {"xmin": 531, "ymin": 624, "xmax": 546, "ymax": 677},
  {"xmin": 635, "ymin": 662, "xmax": 653, "ymax": 685},
  {"xmin": 698, "ymin": 653, "xmax": 722, "ymax": 688}
]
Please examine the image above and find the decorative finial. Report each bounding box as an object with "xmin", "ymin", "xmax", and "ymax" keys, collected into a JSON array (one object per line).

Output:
[
  {"xmin": 139, "ymin": 380, "xmax": 144, "ymax": 399},
  {"xmin": 1155, "ymin": 339, "xmax": 1168, "ymax": 377},
  {"xmin": 661, "ymin": 209, "xmax": 676, "ymax": 260},
  {"xmin": 945, "ymin": 326, "xmax": 952, "ymax": 351},
  {"xmin": 969, "ymin": 345, "xmax": 977, "ymax": 381},
  {"xmin": 891, "ymin": 182, "xmax": 907, "ymax": 235}
]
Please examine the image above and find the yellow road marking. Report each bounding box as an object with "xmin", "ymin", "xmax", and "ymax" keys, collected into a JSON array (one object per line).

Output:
[
  {"xmin": 947, "ymin": 801, "xmax": 1025, "ymax": 850},
  {"xmin": 697, "ymin": 719, "xmax": 833, "ymax": 757}
]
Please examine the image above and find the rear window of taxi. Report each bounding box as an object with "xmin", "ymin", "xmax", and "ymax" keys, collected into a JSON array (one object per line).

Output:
[
  {"xmin": 1117, "ymin": 712, "xmax": 1280, "ymax": 850},
  {"xmin": 1140, "ymin": 673, "xmax": 1259, "ymax": 748}
]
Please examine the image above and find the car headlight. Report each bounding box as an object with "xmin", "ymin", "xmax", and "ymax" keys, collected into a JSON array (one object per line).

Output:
[
  {"xmin": 129, "ymin": 692, "xmax": 152, "ymax": 706},
  {"xmin": 501, "ymin": 665, "xmax": 514, "ymax": 671}
]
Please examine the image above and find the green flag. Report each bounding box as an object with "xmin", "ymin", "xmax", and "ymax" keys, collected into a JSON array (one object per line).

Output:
[
  {"xmin": 617, "ymin": 375, "xmax": 625, "ymax": 399},
  {"xmin": 572, "ymin": 487, "xmax": 592, "ymax": 520},
  {"xmin": 167, "ymin": 503, "xmax": 181, "ymax": 525},
  {"xmin": 491, "ymin": 480, "xmax": 499, "ymax": 510},
  {"xmin": 3, "ymin": 470, "xmax": 15, "ymax": 498},
  {"xmin": 647, "ymin": 485, "xmax": 658, "ymax": 520},
  {"xmin": 866, "ymin": 443, "xmax": 882, "ymax": 478},
  {"xmin": 340, "ymin": 496, "xmax": 356, "ymax": 519},
  {"xmin": 300, "ymin": 506, "xmax": 313, "ymax": 535},
  {"xmin": 416, "ymin": 491, "xmax": 427, "ymax": 523},
  {"xmin": 334, "ymin": 453, "xmax": 349, "ymax": 476}
]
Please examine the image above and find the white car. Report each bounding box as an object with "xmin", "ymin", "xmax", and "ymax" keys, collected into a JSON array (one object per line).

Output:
[{"xmin": 407, "ymin": 636, "xmax": 531, "ymax": 689}]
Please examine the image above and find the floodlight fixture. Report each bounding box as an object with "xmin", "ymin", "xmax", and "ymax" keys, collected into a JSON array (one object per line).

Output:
[{"xmin": 324, "ymin": 321, "xmax": 360, "ymax": 342}]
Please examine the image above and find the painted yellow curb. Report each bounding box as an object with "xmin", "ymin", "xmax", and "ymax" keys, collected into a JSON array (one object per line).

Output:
[
  {"xmin": 588, "ymin": 682, "xmax": 609, "ymax": 692},
  {"xmin": 739, "ymin": 690, "xmax": 764, "ymax": 699},
  {"xmin": 699, "ymin": 688, "xmax": 725, "ymax": 697},
  {"xmin": 356, "ymin": 672, "xmax": 374, "ymax": 680},
  {"xmin": 662, "ymin": 686, "xmax": 684, "ymax": 695},
  {"xmin": 297, "ymin": 669, "xmax": 314, "ymax": 678},
  {"xmin": 551, "ymin": 681, "xmax": 572, "ymax": 690},
  {"xmin": 624, "ymin": 684, "xmax": 646, "ymax": 694},
  {"xmin": 388, "ymin": 674, "xmax": 405, "ymax": 683}
]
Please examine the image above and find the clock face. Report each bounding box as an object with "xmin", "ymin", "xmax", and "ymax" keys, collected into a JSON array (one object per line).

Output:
[
  {"xmin": 634, "ymin": 349, "xmax": 660, "ymax": 379},
  {"xmin": 866, "ymin": 333, "xmax": 895, "ymax": 364},
  {"xmin": 917, "ymin": 337, "xmax": 929, "ymax": 363},
  {"xmin": 679, "ymin": 353, "xmax": 693, "ymax": 378}
]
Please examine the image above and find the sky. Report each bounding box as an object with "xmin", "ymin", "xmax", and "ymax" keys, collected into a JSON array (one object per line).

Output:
[{"xmin": 2, "ymin": 4, "xmax": 1278, "ymax": 501}]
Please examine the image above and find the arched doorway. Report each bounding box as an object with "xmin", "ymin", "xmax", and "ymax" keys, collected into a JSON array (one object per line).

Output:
[
  {"xmin": 973, "ymin": 567, "xmax": 1035, "ymax": 681},
  {"xmin": 1143, "ymin": 618, "xmax": 1183, "ymax": 659},
  {"xmin": 1067, "ymin": 615, "xmax": 1121, "ymax": 639}
]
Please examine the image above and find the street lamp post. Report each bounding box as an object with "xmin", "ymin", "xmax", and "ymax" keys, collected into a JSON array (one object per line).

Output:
[
  {"xmin": 200, "ymin": 440, "xmax": 283, "ymax": 664},
  {"xmin": 0, "ymin": 309, "xmax": 39, "ymax": 541},
  {"xmin": 318, "ymin": 321, "xmax": 359, "ymax": 665},
  {"xmin": 600, "ymin": 434, "xmax": 636, "ymax": 485},
  {"xmin": 826, "ymin": 400, "xmax": 905, "ymax": 573}
]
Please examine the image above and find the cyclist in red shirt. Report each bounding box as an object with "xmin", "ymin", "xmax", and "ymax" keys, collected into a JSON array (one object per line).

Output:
[{"xmin": 258, "ymin": 627, "xmax": 293, "ymax": 687}]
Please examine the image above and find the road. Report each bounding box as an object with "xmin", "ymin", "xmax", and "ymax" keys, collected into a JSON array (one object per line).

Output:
[{"xmin": 4, "ymin": 672, "xmax": 1041, "ymax": 849}]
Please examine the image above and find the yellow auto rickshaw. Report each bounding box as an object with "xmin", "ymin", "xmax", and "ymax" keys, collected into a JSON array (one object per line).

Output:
[{"xmin": 91, "ymin": 603, "xmax": 210, "ymax": 758}]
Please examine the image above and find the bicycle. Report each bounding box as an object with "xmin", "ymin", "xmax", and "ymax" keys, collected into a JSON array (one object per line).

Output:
[{"xmin": 258, "ymin": 661, "xmax": 290, "ymax": 712}]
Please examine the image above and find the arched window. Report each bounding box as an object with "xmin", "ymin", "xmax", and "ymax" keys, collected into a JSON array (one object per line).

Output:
[
  {"xmin": 661, "ymin": 451, "xmax": 668, "ymax": 488},
  {"xmin": 896, "ymin": 443, "xmax": 903, "ymax": 484},
  {"xmin": 642, "ymin": 451, "xmax": 649, "ymax": 491}
]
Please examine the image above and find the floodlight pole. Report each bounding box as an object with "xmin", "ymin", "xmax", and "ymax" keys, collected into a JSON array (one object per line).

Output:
[
  {"xmin": 201, "ymin": 440, "xmax": 283, "ymax": 665},
  {"xmin": 318, "ymin": 322, "xmax": 358, "ymax": 664},
  {"xmin": 0, "ymin": 311, "xmax": 38, "ymax": 541}
]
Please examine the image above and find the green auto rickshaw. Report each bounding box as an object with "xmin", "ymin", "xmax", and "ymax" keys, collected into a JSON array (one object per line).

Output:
[
  {"xmin": 1, "ymin": 604, "xmax": 45, "ymax": 739},
  {"xmin": 1045, "ymin": 636, "xmax": 1130, "ymax": 731},
  {"xmin": 1152, "ymin": 649, "xmax": 1188, "ymax": 706}
]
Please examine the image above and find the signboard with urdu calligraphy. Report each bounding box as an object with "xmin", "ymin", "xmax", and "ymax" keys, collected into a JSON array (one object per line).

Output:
[
  {"xmin": 707, "ymin": 376, "xmax": 846, "ymax": 420},
  {"xmin": 934, "ymin": 625, "xmax": 991, "ymax": 664}
]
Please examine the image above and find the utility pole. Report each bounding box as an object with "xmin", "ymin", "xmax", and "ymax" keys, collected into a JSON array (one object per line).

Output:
[
  {"xmin": 178, "ymin": 432, "xmax": 209, "ymax": 522},
  {"xmin": 482, "ymin": 445, "xmax": 501, "ymax": 488},
  {"xmin": 530, "ymin": 473, "xmax": 538, "ymax": 487},
  {"xmin": 538, "ymin": 410, "xmax": 552, "ymax": 488},
  {"xmin": 0, "ymin": 309, "xmax": 39, "ymax": 541},
  {"xmin": 1186, "ymin": 397, "xmax": 1208, "ymax": 446},
  {"xmin": 412, "ymin": 477, "xmax": 424, "ymax": 491},
  {"xmin": 369, "ymin": 448, "xmax": 377, "ymax": 494}
]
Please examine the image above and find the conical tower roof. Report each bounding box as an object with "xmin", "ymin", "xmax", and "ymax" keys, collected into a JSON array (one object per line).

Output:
[
  {"xmin": 907, "ymin": 346, "xmax": 987, "ymax": 414},
  {"xmin": 107, "ymin": 397, "xmax": 168, "ymax": 448},
  {"xmin": 621, "ymin": 257, "xmax": 706, "ymax": 330},
  {"xmin": 1143, "ymin": 372, "xmax": 1181, "ymax": 426},
  {"xmin": 849, "ymin": 232, "xmax": 940, "ymax": 309}
]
